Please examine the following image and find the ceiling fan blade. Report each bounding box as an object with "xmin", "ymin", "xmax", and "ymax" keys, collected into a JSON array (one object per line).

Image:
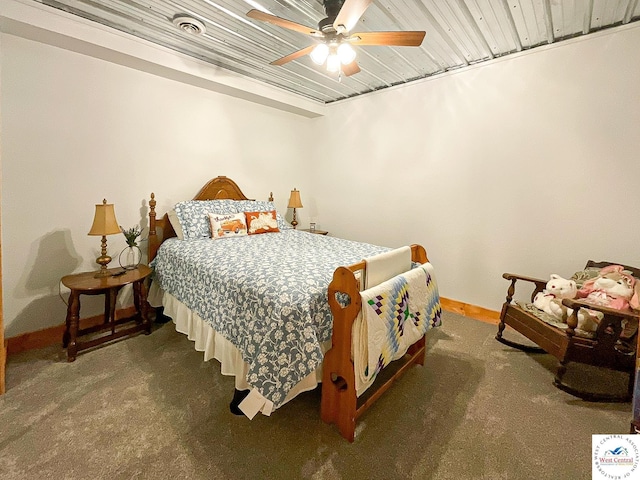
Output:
[
  {"xmin": 349, "ymin": 31, "xmax": 426, "ymax": 47},
  {"xmin": 333, "ymin": 0, "xmax": 373, "ymax": 33},
  {"xmin": 247, "ymin": 9, "xmax": 321, "ymax": 36},
  {"xmin": 341, "ymin": 60, "xmax": 361, "ymax": 76},
  {"xmin": 270, "ymin": 45, "xmax": 315, "ymax": 66}
]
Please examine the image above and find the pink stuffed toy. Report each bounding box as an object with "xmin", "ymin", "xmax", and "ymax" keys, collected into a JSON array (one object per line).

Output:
[{"xmin": 576, "ymin": 265, "xmax": 639, "ymax": 311}]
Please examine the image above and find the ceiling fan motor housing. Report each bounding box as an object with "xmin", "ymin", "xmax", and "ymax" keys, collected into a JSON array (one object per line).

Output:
[
  {"xmin": 323, "ymin": 0, "xmax": 345, "ymax": 18},
  {"xmin": 318, "ymin": 17, "xmax": 337, "ymax": 33}
]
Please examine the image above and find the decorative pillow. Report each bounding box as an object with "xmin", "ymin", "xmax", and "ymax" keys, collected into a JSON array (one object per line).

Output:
[
  {"xmin": 232, "ymin": 200, "xmax": 291, "ymax": 230},
  {"xmin": 208, "ymin": 213, "xmax": 248, "ymax": 239},
  {"xmin": 174, "ymin": 200, "xmax": 238, "ymax": 239},
  {"xmin": 167, "ymin": 209, "xmax": 185, "ymax": 240},
  {"xmin": 173, "ymin": 199, "xmax": 290, "ymax": 239},
  {"xmin": 570, "ymin": 267, "xmax": 603, "ymax": 288},
  {"xmin": 245, "ymin": 211, "xmax": 280, "ymax": 235}
]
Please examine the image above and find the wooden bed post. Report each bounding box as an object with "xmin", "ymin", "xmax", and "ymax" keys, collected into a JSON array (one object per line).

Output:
[
  {"xmin": 411, "ymin": 244, "xmax": 427, "ymax": 264},
  {"xmin": 406, "ymin": 245, "xmax": 428, "ymax": 365},
  {"xmin": 148, "ymin": 193, "xmax": 159, "ymax": 263},
  {"xmin": 322, "ymin": 266, "xmax": 361, "ymax": 442}
]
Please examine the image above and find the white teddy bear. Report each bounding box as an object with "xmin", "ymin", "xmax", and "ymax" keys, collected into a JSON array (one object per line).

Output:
[
  {"xmin": 533, "ymin": 274, "xmax": 578, "ymax": 320},
  {"xmin": 533, "ymin": 274, "xmax": 601, "ymax": 332}
]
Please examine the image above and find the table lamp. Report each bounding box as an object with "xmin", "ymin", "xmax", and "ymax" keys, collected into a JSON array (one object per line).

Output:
[
  {"xmin": 287, "ymin": 188, "xmax": 303, "ymax": 229},
  {"xmin": 88, "ymin": 199, "xmax": 121, "ymax": 277}
]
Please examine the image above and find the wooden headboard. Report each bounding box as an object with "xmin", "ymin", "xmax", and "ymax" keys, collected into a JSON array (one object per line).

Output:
[{"xmin": 148, "ymin": 176, "xmax": 272, "ymax": 262}]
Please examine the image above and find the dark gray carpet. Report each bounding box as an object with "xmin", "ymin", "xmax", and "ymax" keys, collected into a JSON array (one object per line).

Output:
[{"xmin": 0, "ymin": 311, "xmax": 632, "ymax": 479}]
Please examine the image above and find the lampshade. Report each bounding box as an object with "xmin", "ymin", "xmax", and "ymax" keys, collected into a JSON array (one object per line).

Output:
[
  {"xmin": 287, "ymin": 189, "xmax": 303, "ymax": 209},
  {"xmin": 326, "ymin": 53, "xmax": 341, "ymax": 72},
  {"xmin": 310, "ymin": 43, "xmax": 329, "ymax": 65},
  {"xmin": 88, "ymin": 199, "xmax": 121, "ymax": 236},
  {"xmin": 337, "ymin": 43, "xmax": 356, "ymax": 65}
]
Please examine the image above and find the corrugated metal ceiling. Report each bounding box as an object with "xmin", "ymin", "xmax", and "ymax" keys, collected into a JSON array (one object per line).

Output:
[{"xmin": 30, "ymin": 0, "xmax": 640, "ymax": 103}]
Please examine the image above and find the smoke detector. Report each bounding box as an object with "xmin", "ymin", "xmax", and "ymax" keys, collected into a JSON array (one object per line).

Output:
[{"xmin": 172, "ymin": 15, "xmax": 206, "ymax": 35}]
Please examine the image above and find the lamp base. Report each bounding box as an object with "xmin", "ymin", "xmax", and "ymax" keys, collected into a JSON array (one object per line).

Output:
[
  {"xmin": 94, "ymin": 268, "xmax": 112, "ymax": 278},
  {"xmin": 94, "ymin": 253, "xmax": 112, "ymax": 278}
]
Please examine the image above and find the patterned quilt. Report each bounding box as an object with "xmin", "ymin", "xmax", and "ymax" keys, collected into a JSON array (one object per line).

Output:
[
  {"xmin": 355, "ymin": 263, "xmax": 441, "ymax": 396},
  {"xmin": 153, "ymin": 230, "xmax": 390, "ymax": 408}
]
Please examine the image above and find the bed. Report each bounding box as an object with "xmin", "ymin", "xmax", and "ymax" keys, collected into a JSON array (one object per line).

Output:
[{"xmin": 147, "ymin": 176, "xmax": 442, "ymax": 441}]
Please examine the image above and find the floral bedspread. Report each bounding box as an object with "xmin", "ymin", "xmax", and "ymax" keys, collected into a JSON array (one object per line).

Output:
[{"xmin": 153, "ymin": 230, "xmax": 390, "ymax": 408}]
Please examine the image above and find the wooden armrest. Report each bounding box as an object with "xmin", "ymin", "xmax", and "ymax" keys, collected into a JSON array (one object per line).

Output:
[
  {"xmin": 502, "ymin": 273, "xmax": 547, "ymax": 305},
  {"xmin": 562, "ymin": 299, "xmax": 640, "ymax": 321},
  {"xmin": 502, "ymin": 273, "xmax": 547, "ymax": 286}
]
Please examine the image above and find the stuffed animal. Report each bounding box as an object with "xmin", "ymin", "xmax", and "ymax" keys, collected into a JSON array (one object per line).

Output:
[
  {"xmin": 533, "ymin": 267, "xmax": 640, "ymax": 334},
  {"xmin": 569, "ymin": 265, "xmax": 640, "ymax": 342},
  {"xmin": 532, "ymin": 274, "xmax": 599, "ymax": 332},
  {"xmin": 533, "ymin": 274, "xmax": 578, "ymax": 321},
  {"xmin": 576, "ymin": 265, "xmax": 639, "ymax": 311}
]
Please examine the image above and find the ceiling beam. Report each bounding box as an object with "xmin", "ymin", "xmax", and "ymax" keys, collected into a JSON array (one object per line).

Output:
[
  {"xmin": 624, "ymin": 0, "xmax": 639, "ymax": 24},
  {"xmin": 499, "ymin": 0, "xmax": 523, "ymax": 52},
  {"xmin": 455, "ymin": 0, "xmax": 494, "ymax": 60},
  {"xmin": 542, "ymin": 0, "xmax": 554, "ymax": 44},
  {"xmin": 583, "ymin": 0, "xmax": 594, "ymax": 34}
]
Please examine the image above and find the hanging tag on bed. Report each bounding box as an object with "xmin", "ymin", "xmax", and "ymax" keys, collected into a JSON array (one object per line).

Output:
[
  {"xmin": 262, "ymin": 399, "xmax": 273, "ymax": 416},
  {"xmin": 239, "ymin": 389, "xmax": 267, "ymax": 419}
]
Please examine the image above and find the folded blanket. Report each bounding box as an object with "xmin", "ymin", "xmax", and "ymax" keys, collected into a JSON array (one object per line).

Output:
[
  {"xmin": 364, "ymin": 246, "xmax": 412, "ymax": 290},
  {"xmin": 353, "ymin": 262, "xmax": 441, "ymax": 396}
]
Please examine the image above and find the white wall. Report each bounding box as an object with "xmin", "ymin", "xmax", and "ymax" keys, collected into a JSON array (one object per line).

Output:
[
  {"xmin": 2, "ymin": 14, "xmax": 639, "ymax": 338},
  {"xmin": 310, "ymin": 24, "xmax": 640, "ymax": 312},
  {"xmin": 1, "ymin": 34, "xmax": 312, "ymax": 336}
]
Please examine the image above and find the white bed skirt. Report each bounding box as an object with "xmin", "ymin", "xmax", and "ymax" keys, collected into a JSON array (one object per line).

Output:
[{"xmin": 148, "ymin": 283, "xmax": 329, "ymax": 415}]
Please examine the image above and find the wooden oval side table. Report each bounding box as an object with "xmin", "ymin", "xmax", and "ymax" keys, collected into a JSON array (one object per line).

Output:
[{"xmin": 61, "ymin": 265, "xmax": 152, "ymax": 362}]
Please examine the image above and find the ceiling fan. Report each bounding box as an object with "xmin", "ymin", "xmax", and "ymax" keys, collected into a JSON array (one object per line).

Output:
[{"xmin": 247, "ymin": 0, "xmax": 426, "ymax": 77}]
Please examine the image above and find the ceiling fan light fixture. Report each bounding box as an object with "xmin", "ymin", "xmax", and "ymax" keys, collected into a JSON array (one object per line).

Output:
[
  {"xmin": 310, "ymin": 43, "xmax": 329, "ymax": 65},
  {"xmin": 247, "ymin": 1, "xmax": 424, "ymax": 78},
  {"xmin": 326, "ymin": 54, "xmax": 341, "ymax": 72},
  {"xmin": 337, "ymin": 43, "xmax": 356, "ymax": 64}
]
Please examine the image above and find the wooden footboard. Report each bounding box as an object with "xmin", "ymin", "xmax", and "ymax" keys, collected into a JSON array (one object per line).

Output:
[{"xmin": 321, "ymin": 244, "xmax": 428, "ymax": 442}]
